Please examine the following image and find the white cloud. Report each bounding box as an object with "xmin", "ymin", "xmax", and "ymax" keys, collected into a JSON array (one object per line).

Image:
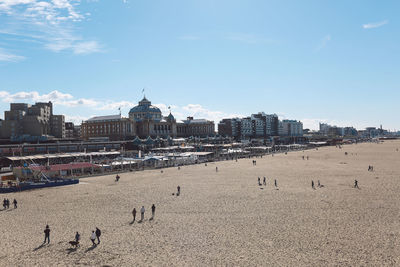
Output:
[
  {"xmin": 316, "ymin": 34, "xmax": 331, "ymax": 51},
  {"xmin": 363, "ymin": 20, "xmax": 388, "ymax": 29},
  {"xmin": 0, "ymin": 90, "xmax": 243, "ymax": 125},
  {"xmin": 0, "ymin": 0, "xmax": 103, "ymax": 55},
  {"xmin": 0, "ymin": 47, "xmax": 25, "ymax": 62},
  {"xmin": 64, "ymin": 114, "xmax": 89, "ymax": 124},
  {"xmin": 72, "ymin": 40, "xmax": 102, "ymax": 54},
  {"xmin": 97, "ymin": 100, "xmax": 135, "ymax": 111},
  {"xmin": 0, "ymin": 90, "xmax": 73, "ymax": 102}
]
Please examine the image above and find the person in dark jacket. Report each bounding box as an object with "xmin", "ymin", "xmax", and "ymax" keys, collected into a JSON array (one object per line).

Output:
[
  {"xmin": 151, "ymin": 204, "xmax": 156, "ymax": 219},
  {"xmin": 13, "ymin": 199, "xmax": 17, "ymax": 209},
  {"xmin": 44, "ymin": 225, "xmax": 50, "ymax": 244},
  {"xmin": 132, "ymin": 208, "xmax": 137, "ymax": 222},
  {"xmin": 95, "ymin": 227, "xmax": 101, "ymax": 244}
]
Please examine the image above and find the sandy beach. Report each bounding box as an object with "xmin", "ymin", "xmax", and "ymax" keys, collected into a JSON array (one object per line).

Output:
[{"xmin": 1, "ymin": 140, "xmax": 400, "ymax": 266}]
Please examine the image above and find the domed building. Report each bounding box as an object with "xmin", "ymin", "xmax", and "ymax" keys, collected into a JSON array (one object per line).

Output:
[
  {"xmin": 81, "ymin": 96, "xmax": 215, "ymax": 141},
  {"xmin": 129, "ymin": 97, "xmax": 162, "ymax": 122},
  {"xmin": 129, "ymin": 96, "xmax": 177, "ymax": 138}
]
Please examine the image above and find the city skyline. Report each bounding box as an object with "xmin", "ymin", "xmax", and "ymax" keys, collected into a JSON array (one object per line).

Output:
[{"xmin": 0, "ymin": 1, "xmax": 399, "ymax": 130}]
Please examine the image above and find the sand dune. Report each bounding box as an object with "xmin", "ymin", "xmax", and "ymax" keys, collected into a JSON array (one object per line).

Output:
[{"xmin": 1, "ymin": 141, "xmax": 400, "ymax": 266}]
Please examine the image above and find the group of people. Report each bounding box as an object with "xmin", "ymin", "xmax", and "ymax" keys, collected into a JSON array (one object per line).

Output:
[
  {"xmin": 257, "ymin": 177, "xmax": 278, "ymax": 188},
  {"xmin": 311, "ymin": 180, "xmax": 324, "ymax": 189},
  {"xmin": 368, "ymin": 165, "xmax": 374, "ymax": 172},
  {"xmin": 252, "ymin": 160, "xmax": 257, "ymax": 166},
  {"xmin": 132, "ymin": 204, "xmax": 156, "ymax": 223},
  {"xmin": 302, "ymin": 155, "xmax": 309, "ymax": 160},
  {"xmin": 43, "ymin": 225, "xmax": 101, "ymax": 247},
  {"xmin": 90, "ymin": 228, "xmax": 102, "ymax": 246},
  {"xmin": 2, "ymin": 198, "xmax": 17, "ymax": 209}
]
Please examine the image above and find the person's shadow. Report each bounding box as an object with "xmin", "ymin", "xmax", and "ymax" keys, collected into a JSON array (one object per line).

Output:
[
  {"xmin": 85, "ymin": 244, "xmax": 97, "ymax": 253},
  {"xmin": 66, "ymin": 247, "xmax": 77, "ymax": 255},
  {"xmin": 129, "ymin": 220, "xmax": 135, "ymax": 225},
  {"xmin": 33, "ymin": 243, "xmax": 46, "ymax": 251}
]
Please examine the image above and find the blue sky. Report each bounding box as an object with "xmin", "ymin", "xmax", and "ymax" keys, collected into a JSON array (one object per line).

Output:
[{"xmin": 0, "ymin": 0, "xmax": 399, "ymax": 130}]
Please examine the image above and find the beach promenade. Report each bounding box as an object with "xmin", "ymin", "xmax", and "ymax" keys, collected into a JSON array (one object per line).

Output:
[{"xmin": 1, "ymin": 140, "xmax": 399, "ymax": 266}]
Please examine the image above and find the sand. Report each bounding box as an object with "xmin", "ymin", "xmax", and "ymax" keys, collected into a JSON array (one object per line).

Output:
[{"xmin": 1, "ymin": 140, "xmax": 400, "ymax": 266}]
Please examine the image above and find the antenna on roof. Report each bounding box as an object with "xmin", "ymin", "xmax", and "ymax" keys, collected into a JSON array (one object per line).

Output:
[
  {"xmin": 142, "ymin": 87, "xmax": 145, "ymax": 97},
  {"xmin": 118, "ymin": 107, "xmax": 121, "ymax": 116}
]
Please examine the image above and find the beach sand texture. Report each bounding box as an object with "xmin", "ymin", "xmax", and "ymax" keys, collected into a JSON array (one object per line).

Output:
[{"xmin": 1, "ymin": 141, "xmax": 400, "ymax": 266}]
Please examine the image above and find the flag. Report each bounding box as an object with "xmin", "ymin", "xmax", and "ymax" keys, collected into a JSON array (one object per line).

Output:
[{"xmin": 142, "ymin": 88, "xmax": 145, "ymax": 93}]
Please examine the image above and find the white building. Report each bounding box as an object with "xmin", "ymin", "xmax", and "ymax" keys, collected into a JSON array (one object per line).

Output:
[
  {"xmin": 280, "ymin": 120, "xmax": 303, "ymax": 137},
  {"xmin": 240, "ymin": 118, "xmax": 252, "ymax": 138}
]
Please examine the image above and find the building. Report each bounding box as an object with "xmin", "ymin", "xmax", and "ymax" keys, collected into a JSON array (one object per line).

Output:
[
  {"xmin": 176, "ymin": 117, "xmax": 215, "ymax": 137},
  {"xmin": 319, "ymin": 123, "xmax": 358, "ymax": 137},
  {"xmin": 250, "ymin": 115, "xmax": 265, "ymax": 137},
  {"xmin": 279, "ymin": 120, "xmax": 303, "ymax": 137},
  {"xmin": 0, "ymin": 102, "xmax": 66, "ymax": 140},
  {"xmin": 251, "ymin": 113, "xmax": 279, "ymax": 137},
  {"xmin": 343, "ymin": 127, "xmax": 358, "ymax": 136},
  {"xmin": 73, "ymin": 125, "xmax": 81, "ymax": 139},
  {"xmin": 50, "ymin": 115, "xmax": 65, "ymax": 139},
  {"xmin": 81, "ymin": 115, "xmax": 135, "ymax": 141},
  {"xmin": 218, "ymin": 118, "xmax": 241, "ymax": 138},
  {"xmin": 129, "ymin": 97, "xmax": 177, "ymax": 138},
  {"xmin": 240, "ymin": 117, "xmax": 252, "ymax": 139},
  {"xmin": 80, "ymin": 96, "xmax": 216, "ymax": 141},
  {"xmin": 65, "ymin": 122, "xmax": 75, "ymax": 139},
  {"xmin": 218, "ymin": 113, "xmax": 279, "ymax": 140}
]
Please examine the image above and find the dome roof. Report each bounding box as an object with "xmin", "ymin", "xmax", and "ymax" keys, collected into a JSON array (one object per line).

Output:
[
  {"xmin": 129, "ymin": 96, "xmax": 161, "ymax": 114},
  {"xmin": 129, "ymin": 105, "xmax": 161, "ymax": 114},
  {"xmin": 167, "ymin": 112, "xmax": 175, "ymax": 121}
]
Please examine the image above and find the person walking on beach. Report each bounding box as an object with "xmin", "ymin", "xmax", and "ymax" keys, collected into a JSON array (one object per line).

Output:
[
  {"xmin": 216, "ymin": 167, "xmax": 218, "ymax": 172},
  {"xmin": 13, "ymin": 199, "xmax": 17, "ymax": 209},
  {"xmin": 90, "ymin": 231, "xmax": 96, "ymax": 246},
  {"xmin": 274, "ymin": 179, "xmax": 277, "ymax": 188},
  {"xmin": 258, "ymin": 177, "xmax": 261, "ymax": 186},
  {"xmin": 354, "ymin": 180, "xmax": 359, "ymax": 189},
  {"xmin": 43, "ymin": 225, "xmax": 50, "ymax": 244},
  {"xmin": 317, "ymin": 180, "xmax": 321, "ymax": 188},
  {"xmin": 95, "ymin": 227, "xmax": 101, "ymax": 244},
  {"xmin": 151, "ymin": 204, "xmax": 156, "ymax": 220},
  {"xmin": 132, "ymin": 208, "xmax": 137, "ymax": 222},
  {"xmin": 263, "ymin": 177, "xmax": 266, "ymax": 186},
  {"xmin": 75, "ymin": 232, "xmax": 80, "ymax": 243},
  {"xmin": 177, "ymin": 185, "xmax": 181, "ymax": 196},
  {"xmin": 3, "ymin": 198, "xmax": 6, "ymax": 210},
  {"xmin": 311, "ymin": 180, "xmax": 315, "ymax": 189},
  {"xmin": 140, "ymin": 206, "xmax": 145, "ymax": 222}
]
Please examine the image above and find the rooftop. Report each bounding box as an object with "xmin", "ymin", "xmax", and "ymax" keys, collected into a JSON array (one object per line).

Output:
[{"xmin": 87, "ymin": 115, "xmax": 122, "ymax": 122}]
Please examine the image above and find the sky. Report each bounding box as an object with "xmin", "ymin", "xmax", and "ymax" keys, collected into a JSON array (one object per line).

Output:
[{"xmin": 0, "ymin": 0, "xmax": 399, "ymax": 131}]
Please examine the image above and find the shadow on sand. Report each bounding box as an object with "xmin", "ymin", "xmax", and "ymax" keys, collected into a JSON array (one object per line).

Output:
[
  {"xmin": 66, "ymin": 247, "xmax": 78, "ymax": 255},
  {"xmin": 33, "ymin": 243, "xmax": 46, "ymax": 251},
  {"xmin": 85, "ymin": 244, "xmax": 97, "ymax": 253}
]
